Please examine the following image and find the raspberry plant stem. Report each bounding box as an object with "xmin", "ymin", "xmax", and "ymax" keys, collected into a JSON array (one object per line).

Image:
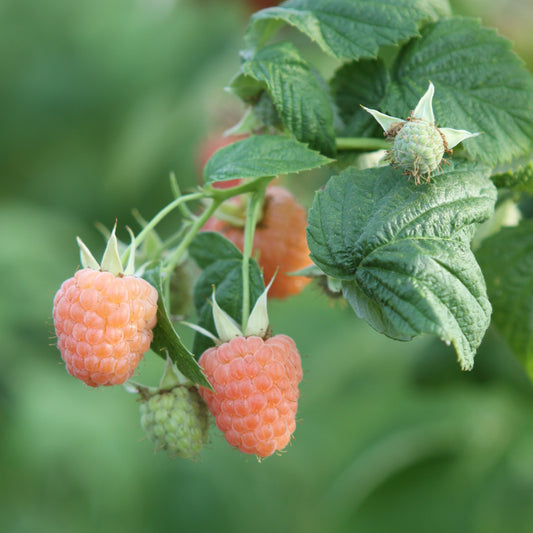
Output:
[
  {"xmin": 122, "ymin": 192, "xmax": 205, "ymax": 265},
  {"xmin": 336, "ymin": 137, "xmax": 390, "ymax": 151},
  {"xmin": 208, "ymin": 177, "xmax": 273, "ymax": 200},
  {"xmin": 162, "ymin": 198, "xmax": 223, "ymax": 275},
  {"xmin": 169, "ymin": 172, "xmax": 196, "ymax": 221},
  {"xmin": 241, "ymin": 181, "xmax": 269, "ymax": 332}
]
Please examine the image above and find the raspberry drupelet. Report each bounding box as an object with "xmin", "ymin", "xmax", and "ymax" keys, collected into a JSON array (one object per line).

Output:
[
  {"xmin": 53, "ymin": 269, "xmax": 157, "ymax": 387},
  {"xmin": 199, "ymin": 334, "xmax": 302, "ymax": 457},
  {"xmin": 52, "ymin": 227, "xmax": 158, "ymax": 387}
]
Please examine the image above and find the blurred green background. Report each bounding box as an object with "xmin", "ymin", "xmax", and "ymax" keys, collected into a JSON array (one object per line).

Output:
[{"xmin": 2, "ymin": 1, "xmax": 533, "ymax": 532}]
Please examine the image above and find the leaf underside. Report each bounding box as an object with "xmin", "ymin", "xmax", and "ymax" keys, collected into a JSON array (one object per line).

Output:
[{"xmin": 307, "ymin": 160, "xmax": 497, "ymax": 369}]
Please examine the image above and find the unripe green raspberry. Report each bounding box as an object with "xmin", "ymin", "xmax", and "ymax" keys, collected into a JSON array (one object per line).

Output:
[
  {"xmin": 140, "ymin": 385, "xmax": 209, "ymax": 459},
  {"xmin": 168, "ymin": 257, "xmax": 198, "ymax": 317},
  {"xmin": 392, "ymin": 119, "xmax": 445, "ymax": 178},
  {"xmin": 362, "ymin": 82, "xmax": 479, "ymax": 185}
]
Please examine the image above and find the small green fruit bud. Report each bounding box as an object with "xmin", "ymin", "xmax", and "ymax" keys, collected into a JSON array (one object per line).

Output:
[
  {"xmin": 362, "ymin": 82, "xmax": 479, "ymax": 184},
  {"xmin": 140, "ymin": 385, "xmax": 209, "ymax": 459},
  {"xmin": 391, "ymin": 119, "xmax": 446, "ymax": 182}
]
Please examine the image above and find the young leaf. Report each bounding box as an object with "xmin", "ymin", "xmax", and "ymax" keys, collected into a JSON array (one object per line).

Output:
[
  {"xmin": 188, "ymin": 232, "xmax": 243, "ymax": 270},
  {"xmin": 203, "ymin": 134, "xmax": 332, "ymax": 185},
  {"xmin": 330, "ymin": 58, "xmax": 389, "ymax": 137},
  {"xmin": 382, "ymin": 17, "xmax": 533, "ymax": 167},
  {"xmin": 192, "ymin": 258, "xmax": 265, "ymax": 356},
  {"xmin": 142, "ymin": 265, "xmax": 212, "ymax": 389},
  {"xmin": 491, "ymin": 159, "xmax": 533, "ymax": 193},
  {"xmin": 229, "ymin": 42, "xmax": 336, "ymax": 156},
  {"xmin": 245, "ymin": 0, "xmax": 450, "ymax": 60},
  {"xmin": 307, "ymin": 161, "xmax": 497, "ymax": 370},
  {"xmin": 476, "ymin": 220, "xmax": 533, "ymax": 378}
]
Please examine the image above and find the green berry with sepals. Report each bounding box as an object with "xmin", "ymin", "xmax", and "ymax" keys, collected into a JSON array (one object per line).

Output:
[
  {"xmin": 127, "ymin": 358, "xmax": 209, "ymax": 459},
  {"xmin": 362, "ymin": 82, "xmax": 480, "ymax": 184}
]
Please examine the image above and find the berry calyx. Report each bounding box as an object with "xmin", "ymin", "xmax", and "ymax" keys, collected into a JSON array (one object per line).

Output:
[{"xmin": 52, "ymin": 227, "xmax": 158, "ymax": 387}]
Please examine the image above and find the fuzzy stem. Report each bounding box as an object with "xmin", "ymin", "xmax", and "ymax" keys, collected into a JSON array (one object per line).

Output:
[
  {"xmin": 336, "ymin": 137, "xmax": 390, "ymax": 151},
  {"xmin": 207, "ymin": 176, "xmax": 273, "ymax": 200},
  {"xmin": 241, "ymin": 182, "xmax": 268, "ymax": 332},
  {"xmin": 121, "ymin": 192, "xmax": 205, "ymax": 265},
  {"xmin": 169, "ymin": 172, "xmax": 196, "ymax": 220},
  {"xmin": 162, "ymin": 198, "xmax": 222, "ymax": 275}
]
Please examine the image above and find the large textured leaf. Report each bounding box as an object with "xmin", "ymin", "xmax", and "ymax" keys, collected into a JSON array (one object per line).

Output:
[
  {"xmin": 245, "ymin": 0, "xmax": 450, "ymax": 60},
  {"xmin": 191, "ymin": 256, "xmax": 264, "ymax": 357},
  {"xmin": 307, "ymin": 161, "xmax": 497, "ymax": 369},
  {"xmin": 203, "ymin": 134, "xmax": 332, "ymax": 185},
  {"xmin": 330, "ymin": 58, "xmax": 389, "ymax": 137},
  {"xmin": 382, "ymin": 17, "xmax": 533, "ymax": 167},
  {"xmin": 229, "ymin": 42, "xmax": 336, "ymax": 156},
  {"xmin": 476, "ymin": 220, "xmax": 533, "ymax": 378},
  {"xmin": 142, "ymin": 265, "xmax": 212, "ymax": 388}
]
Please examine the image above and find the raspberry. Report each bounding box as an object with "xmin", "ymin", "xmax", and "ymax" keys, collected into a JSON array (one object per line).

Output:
[
  {"xmin": 203, "ymin": 186, "xmax": 312, "ymax": 298},
  {"xmin": 140, "ymin": 385, "xmax": 209, "ymax": 459},
  {"xmin": 53, "ymin": 268, "xmax": 158, "ymax": 387},
  {"xmin": 198, "ymin": 335, "xmax": 303, "ymax": 458},
  {"xmin": 169, "ymin": 257, "xmax": 197, "ymax": 317},
  {"xmin": 391, "ymin": 118, "xmax": 446, "ymax": 178}
]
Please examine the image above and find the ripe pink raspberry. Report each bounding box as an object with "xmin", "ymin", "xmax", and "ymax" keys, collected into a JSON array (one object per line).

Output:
[
  {"xmin": 53, "ymin": 268, "xmax": 158, "ymax": 387},
  {"xmin": 198, "ymin": 335, "xmax": 303, "ymax": 458}
]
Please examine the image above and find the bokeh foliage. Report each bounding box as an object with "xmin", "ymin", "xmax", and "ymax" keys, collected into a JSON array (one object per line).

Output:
[{"xmin": 1, "ymin": 1, "xmax": 533, "ymax": 532}]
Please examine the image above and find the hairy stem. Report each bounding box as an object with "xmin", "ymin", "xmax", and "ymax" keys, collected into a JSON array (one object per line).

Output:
[
  {"xmin": 121, "ymin": 192, "xmax": 205, "ymax": 264},
  {"xmin": 241, "ymin": 182, "xmax": 268, "ymax": 332},
  {"xmin": 169, "ymin": 172, "xmax": 196, "ymax": 220},
  {"xmin": 162, "ymin": 198, "xmax": 222, "ymax": 275},
  {"xmin": 336, "ymin": 137, "xmax": 390, "ymax": 151}
]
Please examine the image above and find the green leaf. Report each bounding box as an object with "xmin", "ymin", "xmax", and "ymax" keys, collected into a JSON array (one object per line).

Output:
[
  {"xmin": 491, "ymin": 158, "xmax": 533, "ymax": 193},
  {"xmin": 229, "ymin": 42, "xmax": 336, "ymax": 156},
  {"xmin": 192, "ymin": 258, "xmax": 265, "ymax": 356},
  {"xmin": 330, "ymin": 58, "xmax": 390, "ymax": 137},
  {"xmin": 476, "ymin": 220, "xmax": 533, "ymax": 378},
  {"xmin": 203, "ymin": 134, "xmax": 332, "ymax": 185},
  {"xmin": 188, "ymin": 232, "xmax": 242, "ymax": 270},
  {"xmin": 142, "ymin": 265, "xmax": 212, "ymax": 389},
  {"xmin": 382, "ymin": 17, "xmax": 533, "ymax": 167},
  {"xmin": 245, "ymin": 0, "xmax": 450, "ymax": 60},
  {"xmin": 307, "ymin": 160, "xmax": 497, "ymax": 369}
]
